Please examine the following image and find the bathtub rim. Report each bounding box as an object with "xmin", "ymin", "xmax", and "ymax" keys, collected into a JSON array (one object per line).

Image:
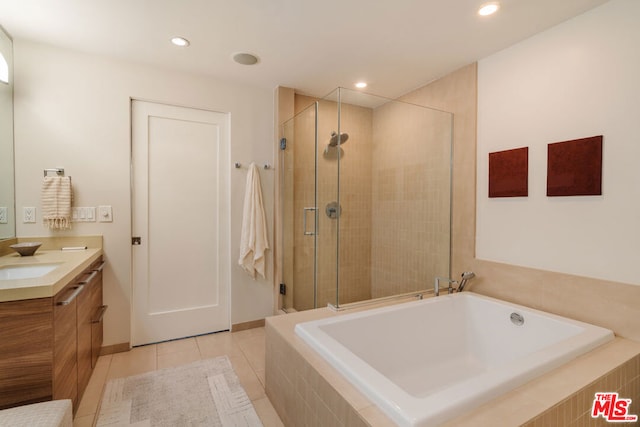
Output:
[{"xmin": 294, "ymin": 292, "xmax": 615, "ymax": 426}]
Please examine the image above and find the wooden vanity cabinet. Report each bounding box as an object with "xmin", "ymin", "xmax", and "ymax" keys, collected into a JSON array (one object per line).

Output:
[
  {"xmin": 0, "ymin": 256, "xmax": 105, "ymax": 412},
  {"xmin": 0, "ymin": 297, "xmax": 53, "ymax": 409}
]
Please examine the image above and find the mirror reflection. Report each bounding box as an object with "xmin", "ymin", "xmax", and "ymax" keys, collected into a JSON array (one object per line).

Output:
[{"xmin": 0, "ymin": 26, "xmax": 14, "ymax": 240}]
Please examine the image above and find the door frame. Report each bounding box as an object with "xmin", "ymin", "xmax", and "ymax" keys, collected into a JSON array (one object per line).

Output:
[{"xmin": 129, "ymin": 97, "xmax": 232, "ymax": 345}]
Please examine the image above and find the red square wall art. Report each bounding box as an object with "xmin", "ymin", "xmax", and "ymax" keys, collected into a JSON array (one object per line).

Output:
[
  {"xmin": 547, "ymin": 135, "xmax": 602, "ymax": 197},
  {"xmin": 488, "ymin": 147, "xmax": 528, "ymax": 198}
]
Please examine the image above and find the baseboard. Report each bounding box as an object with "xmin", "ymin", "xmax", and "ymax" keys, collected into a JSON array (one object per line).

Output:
[
  {"xmin": 232, "ymin": 318, "xmax": 265, "ymax": 332},
  {"xmin": 100, "ymin": 342, "xmax": 130, "ymax": 355}
]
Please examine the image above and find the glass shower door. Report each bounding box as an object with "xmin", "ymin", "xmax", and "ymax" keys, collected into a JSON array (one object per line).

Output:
[
  {"xmin": 281, "ymin": 102, "xmax": 318, "ymax": 311},
  {"xmin": 280, "ymin": 88, "xmax": 453, "ymax": 312}
]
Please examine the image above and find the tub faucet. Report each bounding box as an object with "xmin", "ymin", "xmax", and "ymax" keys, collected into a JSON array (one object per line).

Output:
[
  {"xmin": 434, "ymin": 277, "xmax": 458, "ymax": 296},
  {"xmin": 434, "ymin": 272, "xmax": 475, "ymax": 296}
]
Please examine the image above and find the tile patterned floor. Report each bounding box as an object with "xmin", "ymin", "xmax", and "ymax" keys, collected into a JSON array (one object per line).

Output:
[{"xmin": 73, "ymin": 327, "xmax": 283, "ymax": 427}]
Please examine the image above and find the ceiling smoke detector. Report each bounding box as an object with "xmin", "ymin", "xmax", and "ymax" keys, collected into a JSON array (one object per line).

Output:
[{"xmin": 233, "ymin": 52, "xmax": 259, "ymax": 65}]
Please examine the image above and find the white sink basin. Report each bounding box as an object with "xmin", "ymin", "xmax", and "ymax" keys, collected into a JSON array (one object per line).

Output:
[{"xmin": 0, "ymin": 263, "xmax": 62, "ymax": 280}]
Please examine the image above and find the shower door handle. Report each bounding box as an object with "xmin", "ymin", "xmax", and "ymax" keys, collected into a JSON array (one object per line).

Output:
[{"xmin": 303, "ymin": 207, "xmax": 317, "ymax": 236}]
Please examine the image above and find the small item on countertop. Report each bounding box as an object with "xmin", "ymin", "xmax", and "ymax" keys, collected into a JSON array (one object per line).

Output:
[
  {"xmin": 61, "ymin": 246, "xmax": 88, "ymax": 251},
  {"xmin": 9, "ymin": 242, "xmax": 42, "ymax": 256}
]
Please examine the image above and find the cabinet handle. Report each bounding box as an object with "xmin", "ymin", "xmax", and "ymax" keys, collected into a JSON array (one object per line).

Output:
[
  {"xmin": 93, "ymin": 261, "xmax": 106, "ymax": 272},
  {"xmin": 92, "ymin": 305, "xmax": 108, "ymax": 324},
  {"xmin": 56, "ymin": 285, "xmax": 85, "ymax": 306},
  {"xmin": 79, "ymin": 270, "xmax": 99, "ymax": 285}
]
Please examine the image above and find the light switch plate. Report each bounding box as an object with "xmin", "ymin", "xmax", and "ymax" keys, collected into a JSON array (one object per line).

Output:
[
  {"xmin": 23, "ymin": 207, "xmax": 36, "ymax": 223},
  {"xmin": 71, "ymin": 207, "xmax": 97, "ymax": 222},
  {"xmin": 99, "ymin": 205, "xmax": 113, "ymax": 222},
  {"xmin": 0, "ymin": 207, "xmax": 7, "ymax": 224}
]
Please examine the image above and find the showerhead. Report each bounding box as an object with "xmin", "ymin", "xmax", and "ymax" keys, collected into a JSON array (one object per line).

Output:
[
  {"xmin": 458, "ymin": 271, "xmax": 475, "ymax": 292},
  {"xmin": 461, "ymin": 271, "xmax": 475, "ymax": 281},
  {"xmin": 328, "ymin": 131, "xmax": 349, "ymax": 147}
]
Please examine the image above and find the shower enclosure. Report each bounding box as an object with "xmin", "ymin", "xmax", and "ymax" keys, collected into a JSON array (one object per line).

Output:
[{"xmin": 280, "ymin": 88, "xmax": 452, "ymax": 311}]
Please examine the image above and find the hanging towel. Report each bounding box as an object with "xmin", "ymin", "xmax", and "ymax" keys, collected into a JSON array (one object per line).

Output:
[
  {"xmin": 238, "ymin": 163, "xmax": 269, "ymax": 279},
  {"xmin": 41, "ymin": 176, "xmax": 73, "ymax": 230}
]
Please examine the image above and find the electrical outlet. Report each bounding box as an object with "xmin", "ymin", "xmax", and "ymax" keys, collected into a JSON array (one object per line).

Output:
[
  {"xmin": 0, "ymin": 207, "xmax": 7, "ymax": 224},
  {"xmin": 23, "ymin": 207, "xmax": 36, "ymax": 223},
  {"xmin": 98, "ymin": 205, "xmax": 113, "ymax": 222}
]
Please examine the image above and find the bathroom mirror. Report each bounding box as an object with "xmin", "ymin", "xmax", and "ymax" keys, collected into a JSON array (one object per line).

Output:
[{"xmin": 0, "ymin": 25, "xmax": 15, "ymax": 240}]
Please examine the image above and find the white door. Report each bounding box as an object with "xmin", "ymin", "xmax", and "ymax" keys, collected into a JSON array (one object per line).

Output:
[{"xmin": 131, "ymin": 100, "xmax": 230, "ymax": 346}]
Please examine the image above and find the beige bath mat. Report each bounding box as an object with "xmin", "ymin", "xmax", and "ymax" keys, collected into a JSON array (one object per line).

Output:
[{"xmin": 96, "ymin": 356, "xmax": 262, "ymax": 426}]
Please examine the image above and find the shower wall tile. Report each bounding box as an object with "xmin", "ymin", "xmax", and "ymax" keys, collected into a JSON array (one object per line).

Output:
[
  {"xmin": 371, "ymin": 100, "xmax": 452, "ymax": 298},
  {"xmin": 398, "ymin": 63, "xmax": 477, "ymax": 278},
  {"xmin": 290, "ymin": 92, "xmax": 451, "ymax": 307}
]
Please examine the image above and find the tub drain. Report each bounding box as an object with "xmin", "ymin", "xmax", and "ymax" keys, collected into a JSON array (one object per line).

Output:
[{"xmin": 510, "ymin": 312, "xmax": 525, "ymax": 326}]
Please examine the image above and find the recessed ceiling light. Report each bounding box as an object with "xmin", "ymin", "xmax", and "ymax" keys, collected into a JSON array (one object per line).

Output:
[
  {"xmin": 171, "ymin": 37, "xmax": 190, "ymax": 47},
  {"xmin": 478, "ymin": 2, "xmax": 500, "ymax": 16},
  {"xmin": 233, "ymin": 52, "xmax": 259, "ymax": 65},
  {"xmin": 355, "ymin": 82, "xmax": 367, "ymax": 89}
]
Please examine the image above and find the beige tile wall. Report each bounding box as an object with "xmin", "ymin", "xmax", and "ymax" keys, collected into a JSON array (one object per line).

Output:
[
  {"xmin": 370, "ymin": 100, "xmax": 452, "ymax": 298},
  {"xmin": 282, "ymin": 92, "xmax": 453, "ymax": 310},
  {"xmin": 521, "ymin": 355, "xmax": 640, "ymax": 427},
  {"xmin": 266, "ymin": 319, "xmax": 373, "ymax": 427},
  {"xmin": 332, "ymin": 99, "xmax": 373, "ymax": 306},
  {"xmin": 399, "ymin": 63, "xmax": 477, "ymax": 279}
]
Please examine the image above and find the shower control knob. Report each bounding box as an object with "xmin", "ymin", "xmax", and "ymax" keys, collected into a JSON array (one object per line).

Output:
[{"xmin": 325, "ymin": 201, "xmax": 342, "ymax": 219}]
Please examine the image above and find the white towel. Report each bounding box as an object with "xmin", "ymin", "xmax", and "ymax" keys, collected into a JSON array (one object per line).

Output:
[
  {"xmin": 238, "ymin": 163, "xmax": 269, "ymax": 279},
  {"xmin": 42, "ymin": 176, "xmax": 73, "ymax": 230}
]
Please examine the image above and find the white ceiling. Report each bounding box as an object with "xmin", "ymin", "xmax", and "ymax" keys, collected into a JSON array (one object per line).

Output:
[{"xmin": 0, "ymin": 0, "xmax": 609, "ymax": 99}]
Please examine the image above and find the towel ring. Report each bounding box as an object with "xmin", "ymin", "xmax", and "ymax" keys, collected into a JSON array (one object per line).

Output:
[{"xmin": 44, "ymin": 168, "xmax": 65, "ymax": 177}]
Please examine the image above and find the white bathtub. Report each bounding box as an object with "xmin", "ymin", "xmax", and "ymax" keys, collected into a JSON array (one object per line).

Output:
[{"xmin": 294, "ymin": 292, "xmax": 614, "ymax": 426}]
